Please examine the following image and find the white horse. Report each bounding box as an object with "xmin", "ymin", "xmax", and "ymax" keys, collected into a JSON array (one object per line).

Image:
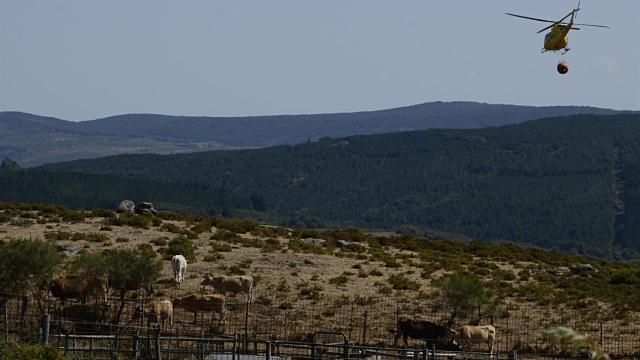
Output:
[{"xmin": 171, "ymin": 255, "xmax": 187, "ymax": 284}]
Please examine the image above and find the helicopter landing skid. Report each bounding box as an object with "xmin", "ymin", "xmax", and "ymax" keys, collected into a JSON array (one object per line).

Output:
[{"xmin": 561, "ymin": 48, "xmax": 571, "ymax": 55}]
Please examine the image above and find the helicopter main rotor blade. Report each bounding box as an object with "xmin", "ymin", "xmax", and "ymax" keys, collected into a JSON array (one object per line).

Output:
[
  {"xmin": 535, "ymin": 11, "xmax": 575, "ymax": 33},
  {"xmin": 537, "ymin": 23, "xmax": 557, "ymax": 34},
  {"xmin": 572, "ymin": 23, "xmax": 610, "ymax": 29},
  {"xmin": 505, "ymin": 13, "xmax": 557, "ymax": 23}
]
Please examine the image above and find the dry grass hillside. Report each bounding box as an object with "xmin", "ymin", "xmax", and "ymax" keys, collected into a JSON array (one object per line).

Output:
[{"xmin": 2, "ymin": 203, "xmax": 640, "ymax": 356}]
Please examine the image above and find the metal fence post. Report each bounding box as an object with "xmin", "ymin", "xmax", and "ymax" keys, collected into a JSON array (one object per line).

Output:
[
  {"xmin": 233, "ymin": 332, "xmax": 238, "ymax": 360},
  {"xmin": 154, "ymin": 325, "xmax": 161, "ymax": 360},
  {"xmin": 362, "ymin": 309, "xmax": 368, "ymax": 345},
  {"xmin": 311, "ymin": 341, "xmax": 316, "ymax": 360},
  {"xmin": 40, "ymin": 313, "xmax": 51, "ymax": 344},
  {"xmin": 133, "ymin": 331, "xmax": 140, "ymax": 360},
  {"xmin": 4, "ymin": 305, "xmax": 8, "ymax": 343},
  {"xmin": 64, "ymin": 333, "xmax": 69, "ymax": 356},
  {"xmin": 266, "ymin": 340, "xmax": 272, "ymax": 360},
  {"xmin": 343, "ymin": 338, "xmax": 350, "ymax": 360},
  {"xmin": 112, "ymin": 333, "xmax": 118, "ymax": 360},
  {"xmin": 244, "ymin": 299, "xmax": 250, "ymax": 355},
  {"xmin": 431, "ymin": 344, "xmax": 436, "ymax": 360}
]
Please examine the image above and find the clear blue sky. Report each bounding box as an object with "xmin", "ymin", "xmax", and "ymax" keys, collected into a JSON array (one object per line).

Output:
[{"xmin": 1, "ymin": 0, "xmax": 638, "ymax": 121}]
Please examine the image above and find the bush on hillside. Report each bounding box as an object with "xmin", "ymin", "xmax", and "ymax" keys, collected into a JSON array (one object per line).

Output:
[
  {"xmin": 165, "ymin": 236, "xmax": 196, "ymax": 261},
  {"xmin": 0, "ymin": 343, "xmax": 67, "ymax": 360}
]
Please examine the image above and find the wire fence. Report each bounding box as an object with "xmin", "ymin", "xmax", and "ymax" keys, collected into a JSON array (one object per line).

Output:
[{"xmin": 2, "ymin": 291, "xmax": 640, "ymax": 358}]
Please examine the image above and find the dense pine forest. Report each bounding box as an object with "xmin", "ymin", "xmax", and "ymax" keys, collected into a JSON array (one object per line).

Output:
[{"xmin": 2, "ymin": 114, "xmax": 640, "ymax": 259}]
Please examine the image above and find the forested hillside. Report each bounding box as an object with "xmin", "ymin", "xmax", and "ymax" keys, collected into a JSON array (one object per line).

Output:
[
  {"xmin": 0, "ymin": 102, "xmax": 631, "ymax": 166},
  {"xmin": 2, "ymin": 114, "xmax": 640, "ymax": 259}
]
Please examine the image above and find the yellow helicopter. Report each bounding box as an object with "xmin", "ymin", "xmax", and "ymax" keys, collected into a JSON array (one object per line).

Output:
[{"xmin": 506, "ymin": 2, "xmax": 610, "ymax": 55}]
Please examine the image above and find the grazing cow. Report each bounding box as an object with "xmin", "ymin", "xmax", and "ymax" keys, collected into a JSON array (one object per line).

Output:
[
  {"xmin": 119, "ymin": 278, "xmax": 154, "ymax": 298},
  {"xmin": 133, "ymin": 299, "xmax": 173, "ymax": 330},
  {"xmin": 50, "ymin": 275, "xmax": 108, "ymax": 303},
  {"xmin": 394, "ymin": 318, "xmax": 451, "ymax": 348},
  {"xmin": 173, "ymin": 294, "xmax": 226, "ymax": 326},
  {"xmin": 57, "ymin": 304, "xmax": 110, "ymax": 333},
  {"xmin": 449, "ymin": 325, "xmax": 496, "ymax": 354},
  {"xmin": 201, "ymin": 274, "xmax": 253, "ymax": 302},
  {"xmin": 171, "ymin": 255, "xmax": 187, "ymax": 284}
]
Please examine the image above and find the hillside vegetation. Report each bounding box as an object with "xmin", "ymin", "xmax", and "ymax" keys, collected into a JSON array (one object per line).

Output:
[
  {"xmin": 2, "ymin": 115, "xmax": 640, "ymax": 259},
  {"xmin": 3, "ymin": 202, "xmax": 640, "ymax": 355},
  {"xmin": 0, "ymin": 102, "xmax": 630, "ymax": 166}
]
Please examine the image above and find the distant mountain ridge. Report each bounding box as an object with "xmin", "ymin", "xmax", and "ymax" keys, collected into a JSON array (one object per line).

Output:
[
  {"xmin": 0, "ymin": 102, "xmax": 634, "ymax": 166},
  {"xmin": 4, "ymin": 114, "xmax": 640, "ymax": 260}
]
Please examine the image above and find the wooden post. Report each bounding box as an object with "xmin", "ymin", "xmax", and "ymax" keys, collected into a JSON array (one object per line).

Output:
[
  {"xmin": 140, "ymin": 297, "xmax": 145, "ymax": 329},
  {"xmin": 343, "ymin": 338, "xmax": 350, "ymax": 360},
  {"xmin": 146, "ymin": 331, "xmax": 152, "ymax": 359},
  {"xmin": 64, "ymin": 333, "xmax": 69, "ymax": 356},
  {"xmin": 362, "ymin": 309, "xmax": 368, "ymax": 345},
  {"xmin": 110, "ymin": 335, "xmax": 116, "ymax": 360},
  {"xmin": 154, "ymin": 325, "xmax": 161, "ymax": 360},
  {"xmin": 600, "ymin": 322, "xmax": 603, "ymax": 348},
  {"xmin": 232, "ymin": 332, "xmax": 238, "ymax": 360},
  {"xmin": 39, "ymin": 313, "xmax": 50, "ymax": 344},
  {"xmin": 4, "ymin": 304, "xmax": 8, "ymax": 343},
  {"xmin": 266, "ymin": 340, "xmax": 272, "ymax": 360},
  {"xmin": 244, "ymin": 299, "xmax": 250, "ymax": 354},
  {"xmin": 133, "ymin": 331, "xmax": 140, "ymax": 360}
]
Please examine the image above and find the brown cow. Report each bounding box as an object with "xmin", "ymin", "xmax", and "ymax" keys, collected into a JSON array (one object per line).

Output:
[
  {"xmin": 173, "ymin": 294, "xmax": 226, "ymax": 326},
  {"xmin": 394, "ymin": 317, "xmax": 452, "ymax": 348},
  {"xmin": 449, "ymin": 325, "xmax": 496, "ymax": 354},
  {"xmin": 50, "ymin": 275, "xmax": 108, "ymax": 303},
  {"xmin": 133, "ymin": 299, "xmax": 173, "ymax": 330},
  {"xmin": 200, "ymin": 274, "xmax": 253, "ymax": 302},
  {"xmin": 56, "ymin": 303, "xmax": 110, "ymax": 333}
]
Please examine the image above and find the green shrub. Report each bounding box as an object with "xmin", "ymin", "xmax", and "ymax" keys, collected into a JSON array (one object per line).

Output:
[
  {"xmin": 216, "ymin": 218, "xmax": 258, "ymax": 234},
  {"xmin": 262, "ymin": 238, "xmax": 282, "ymax": 252},
  {"xmin": 203, "ymin": 253, "xmax": 223, "ymax": 262},
  {"xmin": 107, "ymin": 213, "xmax": 151, "ymax": 229},
  {"xmin": 61, "ymin": 210, "xmax": 87, "ymax": 223},
  {"xmin": 44, "ymin": 231, "xmax": 72, "ymax": 241},
  {"xmin": 10, "ymin": 218, "xmax": 34, "ymax": 227},
  {"xmin": 165, "ymin": 236, "xmax": 196, "ymax": 261},
  {"xmin": 211, "ymin": 242, "xmax": 232, "ymax": 252},
  {"xmin": 329, "ymin": 274, "xmax": 349, "ymax": 286},
  {"xmin": 276, "ymin": 279, "xmax": 290, "ymax": 292},
  {"xmin": 150, "ymin": 237, "xmax": 169, "ymax": 246},
  {"xmin": 369, "ymin": 269, "xmax": 383, "ymax": 276},
  {"xmin": 298, "ymin": 283, "xmax": 323, "ymax": 301},
  {"xmin": 0, "ymin": 343, "xmax": 68, "ymax": 360},
  {"xmin": 92, "ymin": 208, "xmax": 115, "ymax": 218},
  {"xmin": 85, "ymin": 233, "xmax": 109, "ymax": 243},
  {"xmin": 378, "ymin": 285, "xmax": 392, "ymax": 295},
  {"xmin": 494, "ymin": 269, "xmax": 516, "ymax": 281},
  {"xmin": 0, "ymin": 213, "xmax": 10, "ymax": 223},
  {"xmin": 227, "ymin": 265, "xmax": 246, "ymax": 275},
  {"xmin": 388, "ymin": 274, "xmax": 420, "ymax": 291},
  {"xmin": 211, "ymin": 229, "xmax": 241, "ymax": 242},
  {"xmin": 0, "ymin": 239, "xmax": 62, "ymax": 298}
]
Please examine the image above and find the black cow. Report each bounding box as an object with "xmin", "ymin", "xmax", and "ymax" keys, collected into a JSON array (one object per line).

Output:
[{"xmin": 395, "ymin": 318, "xmax": 452, "ymax": 348}]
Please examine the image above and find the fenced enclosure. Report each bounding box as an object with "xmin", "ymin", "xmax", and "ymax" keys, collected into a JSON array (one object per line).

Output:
[{"xmin": 2, "ymin": 291, "xmax": 640, "ymax": 358}]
